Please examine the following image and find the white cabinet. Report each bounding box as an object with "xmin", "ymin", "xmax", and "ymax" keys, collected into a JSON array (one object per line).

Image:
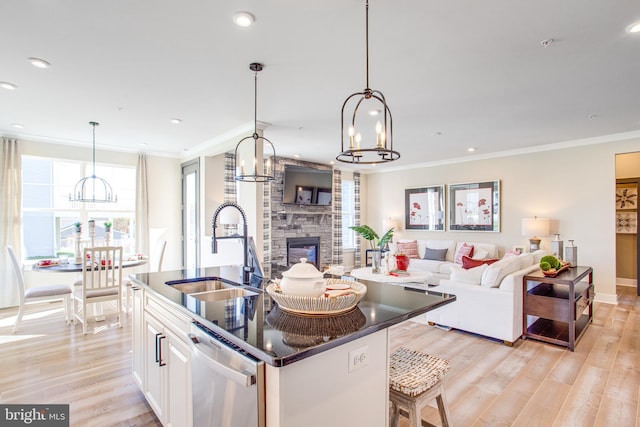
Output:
[
  {"xmin": 131, "ymin": 285, "xmax": 145, "ymax": 389},
  {"xmin": 134, "ymin": 290, "xmax": 193, "ymax": 427}
]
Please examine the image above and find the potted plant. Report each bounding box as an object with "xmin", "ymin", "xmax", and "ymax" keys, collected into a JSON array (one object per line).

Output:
[
  {"xmin": 74, "ymin": 221, "xmax": 82, "ymax": 233},
  {"xmin": 349, "ymin": 225, "xmax": 394, "ymax": 273},
  {"xmin": 104, "ymin": 221, "xmax": 112, "ymax": 233}
]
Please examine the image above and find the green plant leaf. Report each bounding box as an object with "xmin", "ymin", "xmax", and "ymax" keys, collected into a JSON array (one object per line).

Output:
[
  {"xmin": 349, "ymin": 225, "xmax": 378, "ymax": 241},
  {"xmin": 378, "ymin": 228, "xmax": 394, "ymax": 248}
]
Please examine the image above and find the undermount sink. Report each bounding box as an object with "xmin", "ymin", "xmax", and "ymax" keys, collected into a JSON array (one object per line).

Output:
[
  {"xmin": 191, "ymin": 288, "xmax": 258, "ymax": 302},
  {"xmin": 169, "ymin": 280, "xmax": 234, "ymax": 294}
]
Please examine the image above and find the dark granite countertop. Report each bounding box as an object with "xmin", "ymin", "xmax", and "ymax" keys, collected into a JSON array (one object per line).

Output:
[{"xmin": 130, "ymin": 266, "xmax": 455, "ymax": 367}]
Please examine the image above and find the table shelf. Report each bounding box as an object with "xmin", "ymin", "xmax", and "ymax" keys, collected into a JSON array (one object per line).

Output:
[{"xmin": 522, "ymin": 266, "xmax": 594, "ymax": 351}]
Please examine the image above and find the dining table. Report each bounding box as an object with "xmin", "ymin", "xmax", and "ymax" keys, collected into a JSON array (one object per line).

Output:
[
  {"xmin": 31, "ymin": 258, "xmax": 148, "ymax": 272},
  {"xmin": 32, "ymin": 258, "xmax": 148, "ymax": 321}
]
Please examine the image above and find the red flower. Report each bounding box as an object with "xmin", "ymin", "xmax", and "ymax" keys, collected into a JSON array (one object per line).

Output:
[
  {"xmin": 410, "ymin": 211, "xmax": 415, "ymax": 217},
  {"xmin": 413, "ymin": 202, "xmax": 421, "ymax": 210},
  {"xmin": 456, "ymin": 202, "xmax": 463, "ymax": 207},
  {"xmin": 478, "ymin": 198, "xmax": 487, "ymax": 207},
  {"xmin": 482, "ymin": 209, "xmax": 490, "ymax": 215}
]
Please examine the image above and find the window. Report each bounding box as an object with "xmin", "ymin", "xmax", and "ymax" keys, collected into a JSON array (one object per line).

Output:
[
  {"xmin": 21, "ymin": 156, "xmax": 136, "ymax": 260},
  {"xmin": 341, "ymin": 179, "xmax": 356, "ymax": 249}
]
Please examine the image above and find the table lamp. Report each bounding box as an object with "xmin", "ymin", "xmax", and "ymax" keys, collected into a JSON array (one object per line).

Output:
[{"xmin": 521, "ymin": 217, "xmax": 550, "ymax": 252}]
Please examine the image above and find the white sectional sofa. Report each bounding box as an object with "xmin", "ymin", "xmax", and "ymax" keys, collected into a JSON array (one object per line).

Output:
[
  {"xmin": 388, "ymin": 238, "xmax": 547, "ymax": 345},
  {"xmin": 416, "ymin": 250, "xmax": 548, "ymax": 345},
  {"xmin": 388, "ymin": 239, "xmax": 499, "ymax": 285}
]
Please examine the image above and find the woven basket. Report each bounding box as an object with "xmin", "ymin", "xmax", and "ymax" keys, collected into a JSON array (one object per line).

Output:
[{"xmin": 266, "ymin": 278, "xmax": 366, "ymax": 315}]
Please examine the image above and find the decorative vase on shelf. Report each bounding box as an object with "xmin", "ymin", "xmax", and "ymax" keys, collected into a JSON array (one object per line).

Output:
[
  {"xmin": 565, "ymin": 240, "xmax": 578, "ymax": 267},
  {"xmin": 551, "ymin": 234, "xmax": 563, "ymax": 259}
]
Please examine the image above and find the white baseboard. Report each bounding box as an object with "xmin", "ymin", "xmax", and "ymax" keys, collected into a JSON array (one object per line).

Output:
[
  {"xmin": 595, "ymin": 293, "xmax": 619, "ymax": 305},
  {"xmin": 617, "ymin": 277, "xmax": 637, "ymax": 287}
]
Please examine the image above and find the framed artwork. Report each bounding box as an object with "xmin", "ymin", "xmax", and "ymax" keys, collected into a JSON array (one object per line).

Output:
[
  {"xmin": 616, "ymin": 185, "xmax": 637, "ymax": 210},
  {"xmin": 512, "ymin": 246, "xmax": 526, "ymax": 255},
  {"xmin": 404, "ymin": 186, "xmax": 445, "ymax": 230},
  {"xmin": 295, "ymin": 186, "xmax": 313, "ymax": 204},
  {"xmin": 616, "ymin": 212, "xmax": 637, "ymax": 234},
  {"xmin": 448, "ymin": 180, "xmax": 500, "ymax": 232},
  {"xmin": 315, "ymin": 187, "xmax": 332, "ymax": 206}
]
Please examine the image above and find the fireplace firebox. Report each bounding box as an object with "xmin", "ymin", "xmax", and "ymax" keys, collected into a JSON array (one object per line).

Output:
[{"xmin": 287, "ymin": 237, "xmax": 320, "ymax": 268}]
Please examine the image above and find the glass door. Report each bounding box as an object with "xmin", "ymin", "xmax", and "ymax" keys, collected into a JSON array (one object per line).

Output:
[{"xmin": 182, "ymin": 159, "xmax": 200, "ymax": 269}]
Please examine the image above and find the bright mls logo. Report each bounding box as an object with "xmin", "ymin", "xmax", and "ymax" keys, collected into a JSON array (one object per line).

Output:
[{"xmin": 1, "ymin": 405, "xmax": 69, "ymax": 426}]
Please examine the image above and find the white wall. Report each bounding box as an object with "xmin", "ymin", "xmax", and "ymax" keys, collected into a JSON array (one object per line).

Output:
[{"xmin": 363, "ymin": 136, "xmax": 640, "ymax": 304}]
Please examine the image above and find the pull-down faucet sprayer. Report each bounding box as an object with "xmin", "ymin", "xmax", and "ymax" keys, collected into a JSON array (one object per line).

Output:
[{"xmin": 211, "ymin": 202, "xmax": 251, "ymax": 285}]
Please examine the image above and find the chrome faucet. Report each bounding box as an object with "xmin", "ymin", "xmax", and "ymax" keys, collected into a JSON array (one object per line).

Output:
[{"xmin": 211, "ymin": 202, "xmax": 252, "ymax": 285}]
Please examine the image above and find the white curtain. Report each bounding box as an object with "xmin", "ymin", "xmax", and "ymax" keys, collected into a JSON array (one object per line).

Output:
[
  {"xmin": 1, "ymin": 138, "xmax": 21, "ymax": 308},
  {"xmin": 135, "ymin": 154, "xmax": 150, "ymax": 258}
]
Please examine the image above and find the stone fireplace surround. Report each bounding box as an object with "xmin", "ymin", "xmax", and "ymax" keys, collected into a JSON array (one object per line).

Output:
[{"xmin": 268, "ymin": 158, "xmax": 334, "ymax": 279}]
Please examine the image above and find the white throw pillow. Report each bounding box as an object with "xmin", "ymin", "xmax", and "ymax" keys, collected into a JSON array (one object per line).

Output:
[
  {"xmin": 480, "ymin": 257, "xmax": 522, "ymax": 288},
  {"xmin": 518, "ymin": 253, "xmax": 535, "ymax": 268},
  {"xmin": 471, "ymin": 248, "xmax": 489, "ymax": 260},
  {"xmin": 450, "ymin": 264, "xmax": 488, "ymax": 285}
]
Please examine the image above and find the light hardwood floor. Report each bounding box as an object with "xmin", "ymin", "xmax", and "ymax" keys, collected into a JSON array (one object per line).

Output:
[{"xmin": 0, "ymin": 286, "xmax": 638, "ymax": 427}]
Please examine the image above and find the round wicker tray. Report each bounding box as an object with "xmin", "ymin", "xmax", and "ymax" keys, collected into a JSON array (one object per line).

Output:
[{"xmin": 266, "ymin": 278, "xmax": 367, "ymax": 315}]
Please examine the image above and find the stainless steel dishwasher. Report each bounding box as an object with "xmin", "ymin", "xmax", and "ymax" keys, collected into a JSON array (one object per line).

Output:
[{"xmin": 189, "ymin": 321, "xmax": 265, "ymax": 427}]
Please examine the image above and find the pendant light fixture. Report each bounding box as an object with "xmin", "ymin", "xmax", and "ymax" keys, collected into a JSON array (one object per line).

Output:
[
  {"xmin": 234, "ymin": 62, "xmax": 276, "ymax": 182},
  {"xmin": 337, "ymin": 0, "xmax": 400, "ymax": 165},
  {"xmin": 69, "ymin": 122, "xmax": 117, "ymax": 203}
]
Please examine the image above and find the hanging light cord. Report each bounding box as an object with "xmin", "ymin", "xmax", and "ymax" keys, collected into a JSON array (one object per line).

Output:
[
  {"xmin": 90, "ymin": 121, "xmax": 98, "ymax": 177},
  {"xmin": 365, "ymin": 0, "xmax": 369, "ymax": 90}
]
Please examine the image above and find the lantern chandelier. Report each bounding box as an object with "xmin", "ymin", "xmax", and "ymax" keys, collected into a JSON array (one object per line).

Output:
[
  {"xmin": 69, "ymin": 121, "xmax": 117, "ymax": 203},
  {"xmin": 337, "ymin": 0, "xmax": 400, "ymax": 165},
  {"xmin": 234, "ymin": 62, "xmax": 276, "ymax": 182}
]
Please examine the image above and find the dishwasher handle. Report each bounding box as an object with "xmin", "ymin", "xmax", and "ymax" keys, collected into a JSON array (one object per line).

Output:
[{"xmin": 189, "ymin": 333, "xmax": 256, "ymax": 387}]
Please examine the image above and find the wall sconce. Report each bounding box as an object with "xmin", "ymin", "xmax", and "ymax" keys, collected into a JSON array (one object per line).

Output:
[{"xmin": 521, "ymin": 216, "xmax": 550, "ymax": 252}]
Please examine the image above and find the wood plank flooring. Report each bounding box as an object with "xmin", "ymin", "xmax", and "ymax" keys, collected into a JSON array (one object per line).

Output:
[{"xmin": 0, "ymin": 285, "xmax": 637, "ymax": 427}]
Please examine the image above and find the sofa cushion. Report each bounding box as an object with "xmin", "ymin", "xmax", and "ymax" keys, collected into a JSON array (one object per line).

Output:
[
  {"xmin": 450, "ymin": 264, "xmax": 488, "ymax": 285},
  {"xmin": 396, "ymin": 240, "xmax": 419, "ymax": 259},
  {"xmin": 518, "ymin": 253, "xmax": 535, "ymax": 268},
  {"xmin": 461, "ymin": 255, "xmax": 499, "ymax": 269},
  {"xmin": 408, "ymin": 259, "xmax": 448, "ymax": 274},
  {"xmin": 480, "ymin": 256, "xmax": 522, "ymax": 288},
  {"xmin": 423, "ymin": 248, "xmax": 448, "ymax": 261},
  {"xmin": 454, "ymin": 243, "xmax": 474, "ymax": 264}
]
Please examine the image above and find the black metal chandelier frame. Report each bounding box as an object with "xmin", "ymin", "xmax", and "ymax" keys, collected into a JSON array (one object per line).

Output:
[
  {"xmin": 337, "ymin": 0, "xmax": 400, "ymax": 165},
  {"xmin": 234, "ymin": 63, "xmax": 276, "ymax": 182}
]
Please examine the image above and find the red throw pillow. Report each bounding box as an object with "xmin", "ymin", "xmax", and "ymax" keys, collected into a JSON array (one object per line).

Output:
[
  {"xmin": 461, "ymin": 255, "xmax": 499, "ymax": 269},
  {"xmin": 454, "ymin": 243, "xmax": 474, "ymax": 264}
]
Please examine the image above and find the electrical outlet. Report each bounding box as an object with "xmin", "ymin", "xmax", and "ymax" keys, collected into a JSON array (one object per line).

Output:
[{"xmin": 348, "ymin": 345, "xmax": 369, "ymax": 373}]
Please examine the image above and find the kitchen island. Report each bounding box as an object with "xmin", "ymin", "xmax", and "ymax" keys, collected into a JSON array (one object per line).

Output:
[{"xmin": 130, "ymin": 266, "xmax": 455, "ymax": 427}]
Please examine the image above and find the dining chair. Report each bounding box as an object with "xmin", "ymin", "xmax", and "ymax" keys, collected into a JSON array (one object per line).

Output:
[
  {"xmin": 73, "ymin": 246, "xmax": 123, "ymax": 334},
  {"xmin": 124, "ymin": 239, "xmax": 167, "ymax": 312},
  {"xmin": 5, "ymin": 245, "xmax": 73, "ymax": 334}
]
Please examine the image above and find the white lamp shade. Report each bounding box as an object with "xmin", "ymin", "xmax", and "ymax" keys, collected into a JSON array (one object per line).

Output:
[
  {"xmin": 521, "ymin": 217, "xmax": 550, "ymax": 237},
  {"xmin": 219, "ymin": 208, "xmax": 241, "ymax": 224}
]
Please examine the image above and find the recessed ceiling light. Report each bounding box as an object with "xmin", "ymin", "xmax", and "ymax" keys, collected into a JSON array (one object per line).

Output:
[
  {"xmin": 140, "ymin": 143, "xmax": 147, "ymax": 147},
  {"xmin": 233, "ymin": 11, "xmax": 255, "ymax": 27},
  {"xmin": 432, "ymin": 132, "xmax": 442, "ymax": 136},
  {"xmin": 0, "ymin": 82, "xmax": 17, "ymax": 90},
  {"xmin": 294, "ymin": 154, "xmax": 300, "ymax": 158},
  {"xmin": 329, "ymin": 161, "xmax": 335, "ymax": 165},
  {"xmin": 467, "ymin": 147, "xmax": 476, "ymax": 152},
  {"xmin": 169, "ymin": 118, "xmax": 182, "ymax": 124},
  {"xmin": 11, "ymin": 123, "xmax": 24, "ymax": 128},
  {"xmin": 369, "ymin": 109, "xmax": 381, "ymax": 116},
  {"xmin": 628, "ymin": 22, "xmax": 640, "ymax": 33},
  {"xmin": 28, "ymin": 57, "xmax": 51, "ymax": 69},
  {"xmin": 589, "ymin": 114, "xmax": 598, "ymax": 120},
  {"xmin": 540, "ymin": 38, "xmax": 554, "ymax": 47}
]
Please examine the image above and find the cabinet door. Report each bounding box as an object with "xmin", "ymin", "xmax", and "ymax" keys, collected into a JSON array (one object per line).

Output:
[
  {"xmin": 144, "ymin": 314, "xmax": 166, "ymax": 423},
  {"xmin": 166, "ymin": 328, "xmax": 193, "ymax": 427},
  {"xmin": 131, "ymin": 286, "xmax": 145, "ymax": 389}
]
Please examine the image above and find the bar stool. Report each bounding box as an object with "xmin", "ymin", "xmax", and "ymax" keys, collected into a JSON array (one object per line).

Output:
[{"xmin": 389, "ymin": 347, "xmax": 453, "ymax": 427}]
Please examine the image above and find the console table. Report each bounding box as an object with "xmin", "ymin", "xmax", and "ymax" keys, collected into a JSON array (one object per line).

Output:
[{"xmin": 522, "ymin": 266, "xmax": 594, "ymax": 351}]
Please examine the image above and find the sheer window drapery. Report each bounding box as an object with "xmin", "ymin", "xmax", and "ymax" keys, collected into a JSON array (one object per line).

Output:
[{"xmin": 1, "ymin": 138, "xmax": 22, "ymax": 308}]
